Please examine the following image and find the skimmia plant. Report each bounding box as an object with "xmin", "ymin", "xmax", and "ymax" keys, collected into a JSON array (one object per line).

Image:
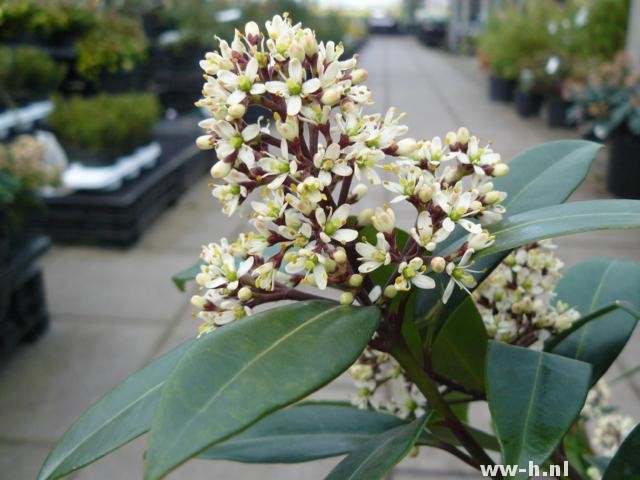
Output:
[{"xmin": 40, "ymin": 15, "xmax": 640, "ymax": 480}]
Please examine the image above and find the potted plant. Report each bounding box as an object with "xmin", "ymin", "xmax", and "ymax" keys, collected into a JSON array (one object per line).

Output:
[
  {"xmin": 566, "ymin": 54, "xmax": 640, "ymax": 199},
  {"xmin": 0, "ymin": 46, "xmax": 67, "ymax": 110},
  {"xmin": 39, "ymin": 15, "xmax": 640, "ymax": 480},
  {"xmin": 514, "ymin": 68, "xmax": 544, "ymax": 117},
  {"xmin": 48, "ymin": 93, "xmax": 161, "ymax": 166}
]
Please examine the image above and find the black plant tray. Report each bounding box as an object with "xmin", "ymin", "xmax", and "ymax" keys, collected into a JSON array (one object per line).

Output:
[
  {"xmin": 35, "ymin": 120, "xmax": 212, "ymax": 247},
  {"xmin": 0, "ymin": 235, "xmax": 51, "ymax": 362}
]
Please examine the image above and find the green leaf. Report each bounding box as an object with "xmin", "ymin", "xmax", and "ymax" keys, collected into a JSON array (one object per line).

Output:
[
  {"xmin": 145, "ymin": 301, "xmax": 380, "ymax": 480},
  {"xmin": 486, "ymin": 342, "xmax": 591, "ymax": 479},
  {"xmin": 478, "ymin": 200, "xmax": 640, "ymax": 258},
  {"xmin": 493, "ymin": 140, "xmax": 601, "ymax": 216},
  {"xmin": 602, "ymin": 424, "xmax": 640, "ymax": 480},
  {"xmin": 200, "ymin": 402, "xmax": 405, "ymax": 463},
  {"xmin": 171, "ymin": 261, "xmax": 203, "ymax": 292},
  {"xmin": 431, "ymin": 298, "xmax": 488, "ymax": 392},
  {"xmin": 415, "ymin": 140, "xmax": 601, "ymax": 320},
  {"xmin": 421, "ymin": 421, "xmax": 500, "ymax": 452},
  {"xmin": 549, "ymin": 258, "xmax": 640, "ymax": 384},
  {"xmin": 324, "ymin": 413, "xmax": 431, "ymax": 480},
  {"xmin": 401, "ymin": 291, "xmax": 422, "ymax": 363},
  {"xmin": 38, "ymin": 340, "xmax": 194, "ymax": 480}
]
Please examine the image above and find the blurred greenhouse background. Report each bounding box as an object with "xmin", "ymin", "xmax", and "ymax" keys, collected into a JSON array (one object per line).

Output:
[{"xmin": 1, "ymin": 0, "xmax": 639, "ymax": 478}]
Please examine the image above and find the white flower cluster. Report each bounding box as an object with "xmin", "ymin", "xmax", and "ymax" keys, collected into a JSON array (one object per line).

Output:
[
  {"xmin": 191, "ymin": 14, "xmax": 510, "ymax": 334},
  {"xmin": 473, "ymin": 242, "xmax": 580, "ymax": 344},
  {"xmin": 581, "ymin": 380, "xmax": 637, "ymax": 461},
  {"xmin": 349, "ymin": 349, "xmax": 426, "ymax": 419}
]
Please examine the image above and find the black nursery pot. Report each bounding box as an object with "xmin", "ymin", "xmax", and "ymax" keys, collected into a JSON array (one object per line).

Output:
[
  {"xmin": 514, "ymin": 90, "xmax": 543, "ymax": 117},
  {"xmin": 607, "ymin": 132, "xmax": 640, "ymax": 199},
  {"xmin": 546, "ymin": 96, "xmax": 572, "ymax": 128},
  {"xmin": 489, "ymin": 75, "xmax": 516, "ymax": 102}
]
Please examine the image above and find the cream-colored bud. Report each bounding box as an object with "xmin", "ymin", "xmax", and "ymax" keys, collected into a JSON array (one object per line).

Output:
[
  {"xmin": 444, "ymin": 131, "xmax": 457, "ymax": 146},
  {"xmin": 238, "ymin": 286, "xmax": 253, "ymax": 301},
  {"xmin": 228, "ymin": 103, "xmax": 246, "ymax": 119},
  {"xmin": 195, "ymin": 272, "xmax": 210, "ymax": 286},
  {"xmin": 289, "ymin": 41, "xmax": 305, "ymax": 62},
  {"xmin": 340, "ymin": 292, "xmax": 355, "ymax": 305},
  {"xmin": 245, "ymin": 21, "xmax": 260, "ymax": 38},
  {"xmin": 352, "ymin": 183, "xmax": 368, "ymax": 200},
  {"xmin": 302, "ymin": 33, "xmax": 318, "ymax": 57},
  {"xmin": 484, "ymin": 190, "xmax": 504, "ymax": 204},
  {"xmin": 430, "ymin": 257, "xmax": 446, "ymax": 273},
  {"xmin": 211, "ymin": 161, "xmax": 232, "ymax": 178},
  {"xmin": 357, "ymin": 208, "xmax": 374, "ymax": 226},
  {"xmin": 348, "ymin": 274, "xmax": 363, "ymax": 288},
  {"xmin": 276, "ymin": 116, "xmax": 299, "ymax": 141},
  {"xmin": 371, "ymin": 206, "xmax": 395, "ymax": 234},
  {"xmin": 333, "ymin": 248, "xmax": 347, "ymax": 264},
  {"xmin": 351, "ymin": 68, "xmax": 368, "ymax": 84},
  {"xmin": 456, "ymin": 127, "xmax": 470, "ymax": 144},
  {"xmin": 493, "ymin": 163, "xmax": 510, "ymax": 177},
  {"xmin": 418, "ymin": 185, "xmax": 435, "ymax": 203},
  {"xmin": 190, "ymin": 295, "xmax": 207, "ymax": 310},
  {"xmin": 340, "ymin": 99, "xmax": 357, "ymax": 113},
  {"xmin": 384, "ymin": 285, "xmax": 398, "ymax": 299},
  {"xmin": 325, "ymin": 258, "xmax": 337, "ymax": 273},
  {"xmin": 471, "ymin": 200, "xmax": 483, "ymax": 212},
  {"xmin": 322, "ymin": 87, "xmax": 342, "ymax": 106},
  {"xmin": 395, "ymin": 138, "xmax": 418, "ymax": 156},
  {"xmin": 196, "ymin": 135, "xmax": 214, "ymax": 150}
]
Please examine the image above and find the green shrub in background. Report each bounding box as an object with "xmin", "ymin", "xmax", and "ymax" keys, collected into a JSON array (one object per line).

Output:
[
  {"xmin": 75, "ymin": 13, "xmax": 148, "ymax": 80},
  {"xmin": 0, "ymin": 46, "xmax": 67, "ymax": 107},
  {"xmin": 49, "ymin": 94, "xmax": 161, "ymax": 162}
]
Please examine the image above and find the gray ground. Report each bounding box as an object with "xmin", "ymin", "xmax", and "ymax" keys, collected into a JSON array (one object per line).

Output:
[{"xmin": 1, "ymin": 35, "xmax": 639, "ymax": 480}]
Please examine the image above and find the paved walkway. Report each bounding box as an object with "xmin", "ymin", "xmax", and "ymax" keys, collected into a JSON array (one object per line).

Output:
[{"xmin": 1, "ymin": 35, "xmax": 639, "ymax": 480}]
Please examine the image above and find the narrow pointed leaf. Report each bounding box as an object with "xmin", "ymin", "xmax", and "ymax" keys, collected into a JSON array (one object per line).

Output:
[
  {"xmin": 479, "ymin": 200, "xmax": 640, "ymax": 258},
  {"xmin": 200, "ymin": 402, "xmax": 405, "ymax": 463},
  {"xmin": 38, "ymin": 340, "xmax": 194, "ymax": 480},
  {"xmin": 487, "ymin": 342, "xmax": 591, "ymax": 479},
  {"xmin": 145, "ymin": 301, "xmax": 380, "ymax": 480},
  {"xmin": 325, "ymin": 413, "xmax": 431, "ymax": 480},
  {"xmin": 421, "ymin": 422, "xmax": 500, "ymax": 452},
  {"xmin": 548, "ymin": 258, "xmax": 640, "ymax": 384},
  {"xmin": 602, "ymin": 424, "xmax": 640, "ymax": 480},
  {"xmin": 171, "ymin": 261, "xmax": 203, "ymax": 291},
  {"xmin": 431, "ymin": 298, "xmax": 488, "ymax": 391}
]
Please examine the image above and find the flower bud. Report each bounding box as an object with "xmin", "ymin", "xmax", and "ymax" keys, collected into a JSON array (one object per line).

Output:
[
  {"xmin": 444, "ymin": 131, "xmax": 457, "ymax": 146},
  {"xmin": 384, "ymin": 285, "xmax": 398, "ymax": 299},
  {"xmin": 302, "ymin": 32, "xmax": 318, "ymax": 57},
  {"xmin": 470, "ymin": 200, "xmax": 483, "ymax": 212},
  {"xmin": 418, "ymin": 185, "xmax": 435, "ymax": 203},
  {"xmin": 190, "ymin": 295, "xmax": 207, "ymax": 310},
  {"xmin": 195, "ymin": 272, "xmax": 210, "ymax": 286},
  {"xmin": 371, "ymin": 206, "xmax": 395, "ymax": 234},
  {"xmin": 395, "ymin": 138, "xmax": 418, "ymax": 156},
  {"xmin": 468, "ymin": 232, "xmax": 494, "ymax": 251},
  {"xmin": 333, "ymin": 247, "xmax": 347, "ymax": 264},
  {"xmin": 322, "ymin": 87, "xmax": 342, "ymax": 106},
  {"xmin": 492, "ymin": 163, "xmax": 510, "ymax": 177},
  {"xmin": 352, "ymin": 183, "xmax": 368, "ymax": 200},
  {"xmin": 325, "ymin": 258, "xmax": 337, "ymax": 273},
  {"xmin": 245, "ymin": 21, "xmax": 260, "ymax": 38},
  {"xmin": 227, "ymin": 103, "xmax": 246, "ymax": 119},
  {"xmin": 456, "ymin": 127, "xmax": 470, "ymax": 145},
  {"xmin": 340, "ymin": 292, "xmax": 354, "ymax": 305},
  {"xmin": 357, "ymin": 208, "xmax": 374, "ymax": 226},
  {"xmin": 348, "ymin": 274, "xmax": 363, "ymax": 288},
  {"xmin": 211, "ymin": 161, "xmax": 232, "ymax": 178},
  {"xmin": 289, "ymin": 41, "xmax": 305, "ymax": 62},
  {"xmin": 237, "ymin": 286, "xmax": 253, "ymax": 302},
  {"xmin": 430, "ymin": 257, "xmax": 446, "ymax": 273},
  {"xmin": 276, "ymin": 115, "xmax": 299, "ymax": 141},
  {"xmin": 351, "ymin": 68, "xmax": 368, "ymax": 84},
  {"xmin": 196, "ymin": 135, "xmax": 214, "ymax": 150},
  {"xmin": 484, "ymin": 190, "xmax": 505, "ymax": 204}
]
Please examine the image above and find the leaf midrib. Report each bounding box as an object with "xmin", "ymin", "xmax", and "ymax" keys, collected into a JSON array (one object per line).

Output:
[{"xmin": 513, "ymin": 353, "xmax": 544, "ymax": 466}]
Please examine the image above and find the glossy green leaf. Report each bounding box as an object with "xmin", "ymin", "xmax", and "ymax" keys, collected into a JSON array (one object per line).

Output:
[
  {"xmin": 479, "ymin": 200, "xmax": 640, "ymax": 258},
  {"xmin": 325, "ymin": 413, "xmax": 431, "ymax": 480},
  {"xmin": 431, "ymin": 298, "xmax": 488, "ymax": 391},
  {"xmin": 415, "ymin": 140, "xmax": 601, "ymax": 320},
  {"xmin": 145, "ymin": 301, "xmax": 380, "ymax": 480},
  {"xmin": 401, "ymin": 290, "xmax": 423, "ymax": 363},
  {"xmin": 602, "ymin": 424, "xmax": 640, "ymax": 480},
  {"xmin": 422, "ymin": 421, "xmax": 500, "ymax": 452},
  {"xmin": 549, "ymin": 258, "xmax": 640, "ymax": 384},
  {"xmin": 200, "ymin": 402, "xmax": 404, "ymax": 463},
  {"xmin": 487, "ymin": 342, "xmax": 591, "ymax": 479},
  {"xmin": 38, "ymin": 340, "xmax": 194, "ymax": 480},
  {"xmin": 493, "ymin": 140, "xmax": 601, "ymax": 216},
  {"xmin": 171, "ymin": 261, "xmax": 202, "ymax": 291}
]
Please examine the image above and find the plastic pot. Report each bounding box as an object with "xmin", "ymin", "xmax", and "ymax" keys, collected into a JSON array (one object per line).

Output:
[
  {"xmin": 546, "ymin": 96, "xmax": 573, "ymax": 128},
  {"xmin": 607, "ymin": 131, "xmax": 640, "ymax": 199},
  {"xmin": 489, "ymin": 75, "xmax": 516, "ymax": 102},
  {"xmin": 514, "ymin": 90, "xmax": 543, "ymax": 117}
]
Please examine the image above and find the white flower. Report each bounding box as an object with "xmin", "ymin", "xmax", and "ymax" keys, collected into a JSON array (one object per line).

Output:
[
  {"xmin": 217, "ymin": 57, "xmax": 266, "ymax": 105},
  {"xmin": 266, "ymin": 58, "xmax": 320, "ymax": 115},
  {"xmin": 251, "ymin": 189, "xmax": 287, "ymax": 221},
  {"xmin": 592, "ymin": 414, "xmax": 636, "ymax": 457},
  {"xmin": 409, "ymin": 211, "xmax": 454, "ymax": 251},
  {"xmin": 316, "ymin": 204, "xmax": 358, "ymax": 244},
  {"xmin": 278, "ymin": 210, "xmax": 313, "ymax": 247},
  {"xmin": 285, "ymin": 248, "xmax": 329, "ymax": 289},
  {"xmin": 351, "ymin": 147, "xmax": 384, "ymax": 184},
  {"xmin": 394, "ymin": 258, "xmax": 435, "ymax": 291},
  {"xmin": 443, "ymin": 248, "xmax": 477, "ymax": 303},
  {"xmin": 253, "ymin": 261, "xmax": 277, "ymax": 291},
  {"xmin": 199, "ymin": 253, "xmax": 254, "ymax": 292},
  {"xmin": 209, "ymin": 120, "xmax": 260, "ymax": 167},
  {"xmin": 258, "ymin": 139, "xmax": 297, "ymax": 189},
  {"xmin": 456, "ymin": 137, "xmax": 502, "ymax": 175},
  {"xmin": 210, "ymin": 299, "xmax": 252, "ymax": 327},
  {"xmin": 356, "ymin": 233, "xmax": 391, "ymax": 273},
  {"xmin": 313, "ymin": 143, "xmax": 352, "ymax": 186}
]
